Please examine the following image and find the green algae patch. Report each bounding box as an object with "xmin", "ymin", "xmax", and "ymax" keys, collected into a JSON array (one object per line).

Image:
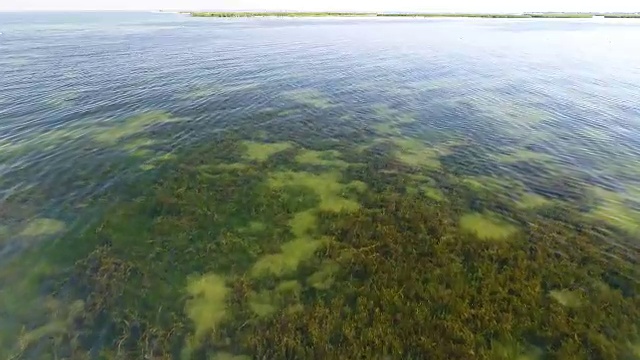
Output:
[
  {"xmin": 19, "ymin": 320, "xmax": 68, "ymax": 346},
  {"xmin": 211, "ymin": 352, "xmax": 251, "ymax": 360},
  {"xmin": 374, "ymin": 122, "xmax": 401, "ymax": 136},
  {"xmin": 0, "ymin": 262, "xmax": 58, "ymax": 358},
  {"xmin": 121, "ymin": 138, "xmax": 157, "ymax": 156},
  {"xmin": 630, "ymin": 341, "xmax": 640, "ymax": 357},
  {"xmin": 422, "ymin": 186, "xmax": 445, "ymax": 201},
  {"xmin": 549, "ymin": 289, "xmax": 581, "ymax": 308},
  {"xmin": 276, "ymin": 280, "xmax": 302, "ymax": 294},
  {"xmin": 183, "ymin": 82, "xmax": 259, "ymax": 100},
  {"xmin": 199, "ymin": 162, "xmax": 250, "ymax": 173},
  {"xmin": 242, "ymin": 141, "xmax": 293, "ymax": 162},
  {"xmin": 307, "ymin": 261, "xmax": 340, "ymax": 290},
  {"xmin": 406, "ymin": 175, "xmax": 445, "ymax": 201},
  {"xmin": 93, "ymin": 111, "xmax": 182, "ymax": 145},
  {"xmin": 392, "ymin": 138, "xmax": 448, "ymax": 170},
  {"xmin": 283, "ymin": 89, "xmax": 332, "ymax": 109},
  {"xmin": 372, "ymin": 104, "xmax": 416, "ymax": 123},
  {"xmin": 489, "ymin": 340, "xmax": 543, "ymax": 360},
  {"xmin": 345, "ymin": 180, "xmax": 368, "ymax": 193},
  {"xmin": 289, "ymin": 210, "xmax": 318, "ymax": 238},
  {"xmin": 250, "ymin": 237, "xmax": 326, "ymax": 278},
  {"xmin": 517, "ymin": 192, "xmax": 551, "ymax": 209},
  {"xmin": 0, "ymin": 127, "xmax": 88, "ymax": 158},
  {"xmin": 16, "ymin": 299, "xmax": 85, "ymax": 351},
  {"xmin": 295, "ymin": 149, "xmax": 349, "ymax": 168},
  {"xmin": 267, "ymin": 171, "xmax": 361, "ymax": 212},
  {"xmin": 4, "ymin": 297, "xmax": 86, "ymax": 358},
  {"xmin": 371, "ymin": 105, "xmax": 416, "ymax": 136},
  {"xmin": 0, "ymin": 258, "xmax": 57, "ymax": 320},
  {"xmin": 462, "ymin": 175, "xmax": 528, "ymax": 203},
  {"xmin": 249, "ymin": 281, "xmax": 302, "ymax": 318},
  {"xmin": 242, "ymin": 221, "xmax": 267, "ymax": 234},
  {"xmin": 216, "ymin": 162, "xmax": 250, "ymax": 171},
  {"xmin": 588, "ymin": 187, "xmax": 640, "ymax": 234},
  {"xmin": 459, "ymin": 212, "xmax": 518, "ymax": 240},
  {"xmin": 248, "ymin": 290, "xmax": 278, "ymax": 318},
  {"xmin": 138, "ymin": 152, "xmax": 177, "ymax": 170},
  {"xmin": 184, "ymin": 274, "xmax": 229, "ymax": 344},
  {"xmin": 0, "ymin": 225, "xmax": 10, "ymax": 241},
  {"xmin": 19, "ymin": 218, "xmax": 65, "ymax": 237}
]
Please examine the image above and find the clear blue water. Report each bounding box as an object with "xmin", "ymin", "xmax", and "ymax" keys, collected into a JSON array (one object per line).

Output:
[{"xmin": 1, "ymin": 12, "xmax": 639, "ymax": 359}]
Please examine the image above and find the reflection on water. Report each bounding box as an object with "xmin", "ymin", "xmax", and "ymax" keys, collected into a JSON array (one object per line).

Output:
[{"xmin": 0, "ymin": 12, "xmax": 639, "ymax": 359}]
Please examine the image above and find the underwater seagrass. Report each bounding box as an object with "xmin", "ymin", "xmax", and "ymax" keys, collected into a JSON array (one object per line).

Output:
[
  {"xmin": 1, "ymin": 130, "xmax": 632, "ymax": 360},
  {"xmin": 2, "ymin": 94, "xmax": 639, "ymax": 360}
]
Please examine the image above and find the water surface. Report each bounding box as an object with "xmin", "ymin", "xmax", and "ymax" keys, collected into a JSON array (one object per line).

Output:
[{"xmin": 1, "ymin": 12, "xmax": 639, "ymax": 359}]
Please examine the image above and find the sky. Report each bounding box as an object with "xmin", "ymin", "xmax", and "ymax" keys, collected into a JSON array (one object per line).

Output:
[{"xmin": 0, "ymin": 0, "xmax": 637, "ymax": 13}]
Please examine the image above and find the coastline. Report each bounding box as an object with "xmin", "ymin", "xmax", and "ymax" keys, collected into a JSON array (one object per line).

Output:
[{"xmin": 189, "ymin": 12, "xmax": 640, "ymax": 19}]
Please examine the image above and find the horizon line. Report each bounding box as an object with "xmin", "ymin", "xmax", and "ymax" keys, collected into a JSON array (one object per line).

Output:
[{"xmin": 1, "ymin": 9, "xmax": 637, "ymax": 13}]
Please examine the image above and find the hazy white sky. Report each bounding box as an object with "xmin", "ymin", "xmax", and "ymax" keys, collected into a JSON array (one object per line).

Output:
[{"xmin": 0, "ymin": 0, "xmax": 637, "ymax": 13}]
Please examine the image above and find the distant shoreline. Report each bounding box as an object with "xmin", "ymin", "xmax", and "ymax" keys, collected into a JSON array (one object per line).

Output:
[{"xmin": 188, "ymin": 12, "xmax": 640, "ymax": 19}]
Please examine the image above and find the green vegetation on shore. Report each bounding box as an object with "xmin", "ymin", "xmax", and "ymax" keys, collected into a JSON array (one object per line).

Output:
[
  {"xmin": 603, "ymin": 14, "xmax": 640, "ymax": 18},
  {"xmin": 526, "ymin": 13, "xmax": 593, "ymax": 18},
  {"xmin": 191, "ymin": 12, "xmax": 376, "ymax": 17},
  {"xmin": 190, "ymin": 11, "xmax": 640, "ymax": 18},
  {"xmin": 378, "ymin": 13, "xmax": 531, "ymax": 18}
]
